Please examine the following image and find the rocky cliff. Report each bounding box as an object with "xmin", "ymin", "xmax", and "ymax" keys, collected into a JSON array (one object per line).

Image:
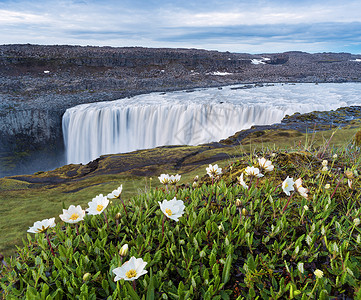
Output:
[{"xmin": 1, "ymin": 44, "xmax": 361, "ymax": 177}]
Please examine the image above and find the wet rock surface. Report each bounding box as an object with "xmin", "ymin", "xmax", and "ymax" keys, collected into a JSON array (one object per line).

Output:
[{"xmin": 220, "ymin": 106, "xmax": 361, "ymax": 145}]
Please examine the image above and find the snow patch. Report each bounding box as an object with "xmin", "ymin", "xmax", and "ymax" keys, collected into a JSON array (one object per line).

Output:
[{"xmin": 209, "ymin": 71, "xmax": 233, "ymax": 76}]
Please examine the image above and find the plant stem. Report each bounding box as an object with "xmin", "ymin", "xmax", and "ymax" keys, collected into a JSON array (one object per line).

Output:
[
  {"xmin": 330, "ymin": 175, "xmax": 344, "ymax": 199},
  {"xmin": 308, "ymin": 280, "xmax": 319, "ymax": 300},
  {"xmin": 119, "ymin": 256, "xmax": 123, "ymax": 267},
  {"xmin": 45, "ymin": 231, "xmax": 55, "ymax": 257},
  {"xmin": 119, "ymin": 197, "xmax": 128, "ymax": 217},
  {"xmin": 255, "ymin": 177, "xmax": 260, "ymax": 189},
  {"xmin": 117, "ymin": 281, "xmax": 121, "ymax": 297},
  {"xmin": 162, "ymin": 215, "xmax": 165, "ymax": 238},
  {"xmin": 103, "ymin": 211, "xmax": 110, "ymax": 229},
  {"xmin": 348, "ymin": 224, "xmax": 356, "ymax": 242},
  {"xmin": 133, "ymin": 280, "xmax": 137, "ymax": 291},
  {"xmin": 282, "ymin": 192, "xmax": 294, "ymax": 213}
]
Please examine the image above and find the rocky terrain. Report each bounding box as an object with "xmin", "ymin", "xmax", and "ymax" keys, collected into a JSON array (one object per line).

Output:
[{"xmin": 1, "ymin": 44, "xmax": 361, "ymax": 177}]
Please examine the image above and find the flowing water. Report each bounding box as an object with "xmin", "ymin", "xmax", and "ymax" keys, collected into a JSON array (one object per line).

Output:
[{"xmin": 62, "ymin": 83, "xmax": 361, "ymax": 164}]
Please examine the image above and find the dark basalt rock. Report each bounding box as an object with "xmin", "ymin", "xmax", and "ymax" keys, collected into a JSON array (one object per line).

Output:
[
  {"xmin": 265, "ymin": 54, "xmax": 289, "ymax": 65},
  {"xmin": 1, "ymin": 44, "xmax": 361, "ymax": 176},
  {"xmin": 220, "ymin": 106, "xmax": 361, "ymax": 145},
  {"xmin": 281, "ymin": 106, "xmax": 361, "ymax": 127}
]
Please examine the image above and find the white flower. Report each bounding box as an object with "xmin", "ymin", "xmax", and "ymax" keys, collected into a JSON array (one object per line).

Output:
[
  {"xmin": 27, "ymin": 218, "xmax": 56, "ymax": 233},
  {"xmin": 294, "ymin": 178, "xmax": 302, "ymax": 190},
  {"xmin": 86, "ymin": 194, "xmax": 109, "ymax": 215},
  {"xmin": 119, "ymin": 244, "xmax": 129, "ymax": 256},
  {"xmin": 107, "ymin": 185, "xmax": 123, "ymax": 199},
  {"xmin": 238, "ymin": 173, "xmax": 248, "ymax": 189},
  {"xmin": 325, "ymin": 183, "xmax": 331, "ymax": 190},
  {"xmin": 314, "ymin": 269, "xmax": 324, "ymax": 279},
  {"xmin": 303, "ymin": 205, "xmax": 309, "ymax": 211},
  {"xmin": 348, "ymin": 179, "xmax": 353, "ymax": 189},
  {"xmin": 158, "ymin": 197, "xmax": 185, "ymax": 222},
  {"xmin": 113, "ymin": 256, "xmax": 148, "ymax": 281},
  {"xmin": 282, "ymin": 176, "xmax": 295, "ymax": 196},
  {"xmin": 294, "ymin": 178, "xmax": 308, "ymax": 199},
  {"xmin": 322, "ymin": 160, "xmax": 328, "ymax": 166},
  {"xmin": 83, "ymin": 273, "xmax": 91, "ymax": 281},
  {"xmin": 299, "ymin": 186, "xmax": 309, "ymax": 199},
  {"xmin": 353, "ymin": 218, "xmax": 360, "ymax": 226},
  {"xmin": 169, "ymin": 174, "xmax": 181, "ymax": 185},
  {"xmin": 333, "ymin": 154, "xmax": 338, "ymax": 159},
  {"xmin": 244, "ymin": 166, "xmax": 264, "ymax": 178},
  {"xmin": 297, "ymin": 262, "xmax": 304, "ymax": 274},
  {"xmin": 258, "ymin": 157, "xmax": 274, "ymax": 172},
  {"xmin": 59, "ymin": 205, "xmax": 85, "ymax": 224},
  {"xmin": 206, "ymin": 164, "xmax": 222, "ymax": 178},
  {"xmin": 322, "ymin": 166, "xmax": 328, "ymax": 172},
  {"xmin": 158, "ymin": 174, "xmax": 170, "ymax": 184}
]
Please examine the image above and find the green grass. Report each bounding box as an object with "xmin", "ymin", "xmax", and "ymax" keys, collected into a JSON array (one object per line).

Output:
[{"xmin": 0, "ymin": 125, "xmax": 361, "ymax": 299}]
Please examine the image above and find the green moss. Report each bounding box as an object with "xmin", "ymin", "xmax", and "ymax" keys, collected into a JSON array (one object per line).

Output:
[{"xmin": 0, "ymin": 178, "xmax": 30, "ymax": 190}]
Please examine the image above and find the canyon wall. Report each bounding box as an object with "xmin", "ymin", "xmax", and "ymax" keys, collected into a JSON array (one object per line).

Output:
[{"xmin": 1, "ymin": 44, "xmax": 361, "ymax": 176}]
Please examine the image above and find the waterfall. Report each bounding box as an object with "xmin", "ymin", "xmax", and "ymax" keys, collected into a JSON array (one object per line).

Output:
[{"xmin": 62, "ymin": 83, "xmax": 361, "ymax": 164}]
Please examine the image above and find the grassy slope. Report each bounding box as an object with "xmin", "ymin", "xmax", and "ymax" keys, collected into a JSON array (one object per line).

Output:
[{"xmin": 0, "ymin": 124, "xmax": 359, "ymax": 258}]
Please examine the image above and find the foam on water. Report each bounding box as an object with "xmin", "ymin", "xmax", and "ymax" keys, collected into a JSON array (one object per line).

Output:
[{"xmin": 62, "ymin": 83, "xmax": 361, "ymax": 164}]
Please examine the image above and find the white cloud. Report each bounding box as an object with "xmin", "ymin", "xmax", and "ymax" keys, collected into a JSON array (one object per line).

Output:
[
  {"xmin": 0, "ymin": 9, "xmax": 50, "ymax": 24},
  {"xmin": 161, "ymin": 2, "xmax": 361, "ymax": 28},
  {"xmin": 0, "ymin": 0, "xmax": 360, "ymax": 53}
]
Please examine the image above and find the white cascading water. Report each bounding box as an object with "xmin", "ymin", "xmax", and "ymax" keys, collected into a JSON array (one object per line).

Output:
[{"xmin": 62, "ymin": 83, "xmax": 361, "ymax": 164}]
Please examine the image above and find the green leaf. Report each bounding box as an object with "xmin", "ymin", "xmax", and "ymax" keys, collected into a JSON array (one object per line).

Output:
[
  {"xmin": 319, "ymin": 289, "xmax": 328, "ymax": 300},
  {"xmin": 178, "ymin": 281, "xmax": 185, "ymax": 298},
  {"xmin": 146, "ymin": 269, "xmax": 155, "ymax": 300},
  {"xmin": 101, "ymin": 279, "xmax": 110, "ymax": 296},
  {"xmin": 212, "ymin": 263, "xmax": 219, "ymax": 277},
  {"xmin": 92, "ymin": 271, "xmax": 101, "ymax": 281},
  {"xmin": 54, "ymin": 257, "xmax": 63, "ymax": 270},
  {"xmin": 220, "ymin": 290, "xmax": 230, "ymax": 300},
  {"xmin": 209, "ymin": 252, "xmax": 216, "ymax": 267},
  {"xmin": 40, "ymin": 283, "xmax": 50, "ymax": 299},
  {"xmin": 125, "ymin": 282, "xmax": 140, "ymax": 300},
  {"xmin": 149, "ymin": 250, "xmax": 162, "ymax": 267},
  {"xmin": 247, "ymin": 255, "xmax": 257, "ymax": 272},
  {"xmin": 249, "ymin": 287, "xmax": 256, "ymax": 298},
  {"xmin": 222, "ymin": 253, "xmax": 232, "ymax": 285}
]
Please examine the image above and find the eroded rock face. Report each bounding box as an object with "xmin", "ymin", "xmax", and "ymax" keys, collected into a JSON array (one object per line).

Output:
[{"xmin": 1, "ymin": 44, "xmax": 361, "ymax": 176}]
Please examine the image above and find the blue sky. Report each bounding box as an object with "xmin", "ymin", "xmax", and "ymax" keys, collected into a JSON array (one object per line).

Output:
[{"xmin": 0, "ymin": 0, "xmax": 360, "ymax": 54}]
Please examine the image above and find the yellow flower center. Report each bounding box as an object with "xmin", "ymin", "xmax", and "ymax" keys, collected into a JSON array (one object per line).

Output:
[
  {"xmin": 126, "ymin": 269, "xmax": 137, "ymax": 279},
  {"xmin": 96, "ymin": 204, "xmax": 104, "ymax": 212},
  {"xmin": 165, "ymin": 208, "xmax": 172, "ymax": 216},
  {"xmin": 37, "ymin": 225, "xmax": 48, "ymax": 233},
  {"xmin": 69, "ymin": 213, "xmax": 79, "ymax": 220},
  {"xmin": 284, "ymin": 182, "xmax": 288, "ymax": 189}
]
